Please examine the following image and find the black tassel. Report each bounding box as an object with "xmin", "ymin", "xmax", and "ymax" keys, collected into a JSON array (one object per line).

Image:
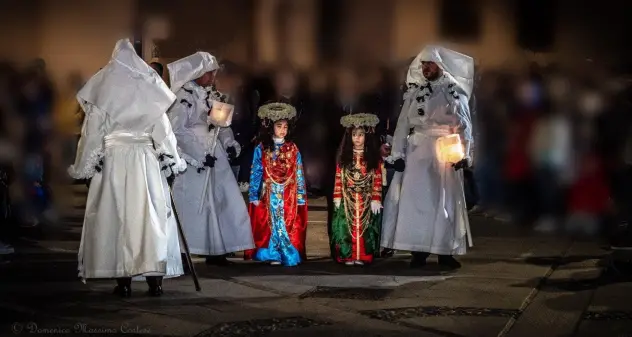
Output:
[
  {"xmin": 180, "ymin": 99, "xmax": 192, "ymax": 108},
  {"xmin": 158, "ymin": 153, "xmax": 174, "ymax": 162}
]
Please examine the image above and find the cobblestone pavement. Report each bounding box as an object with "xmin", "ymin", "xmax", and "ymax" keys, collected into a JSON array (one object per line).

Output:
[{"xmin": 0, "ymin": 185, "xmax": 630, "ymax": 337}]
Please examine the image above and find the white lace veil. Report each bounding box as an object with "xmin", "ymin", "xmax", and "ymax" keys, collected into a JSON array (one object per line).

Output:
[
  {"xmin": 406, "ymin": 45, "xmax": 475, "ymax": 99},
  {"xmin": 167, "ymin": 52, "xmax": 219, "ymax": 93}
]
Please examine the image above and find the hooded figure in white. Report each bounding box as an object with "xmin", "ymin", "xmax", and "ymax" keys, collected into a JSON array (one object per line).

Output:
[
  {"xmin": 68, "ymin": 39, "xmax": 187, "ymax": 296},
  {"xmin": 166, "ymin": 52, "xmax": 254, "ymax": 265},
  {"xmin": 381, "ymin": 45, "xmax": 474, "ymax": 268}
]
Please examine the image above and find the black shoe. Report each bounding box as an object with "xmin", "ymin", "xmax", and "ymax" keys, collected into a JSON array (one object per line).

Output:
[
  {"xmin": 410, "ymin": 252, "xmax": 429, "ymax": 268},
  {"xmin": 114, "ymin": 278, "xmax": 132, "ymax": 297},
  {"xmin": 206, "ymin": 255, "xmax": 235, "ymax": 266},
  {"xmin": 113, "ymin": 285, "xmax": 131, "ymax": 297},
  {"xmin": 438, "ymin": 255, "xmax": 462, "ymax": 269},
  {"xmin": 146, "ymin": 276, "xmax": 163, "ymax": 297},
  {"xmin": 380, "ymin": 249, "xmax": 395, "ymax": 258},
  {"xmin": 147, "ymin": 285, "xmax": 163, "ymax": 297}
]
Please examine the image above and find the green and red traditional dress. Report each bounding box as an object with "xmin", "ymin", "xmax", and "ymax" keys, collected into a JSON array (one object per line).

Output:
[{"xmin": 331, "ymin": 149, "xmax": 383, "ymax": 264}]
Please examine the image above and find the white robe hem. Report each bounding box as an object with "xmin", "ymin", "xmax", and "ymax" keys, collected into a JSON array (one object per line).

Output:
[
  {"xmin": 381, "ymin": 241, "xmax": 467, "ymax": 256},
  {"xmin": 190, "ymin": 244, "xmax": 255, "ymax": 256}
]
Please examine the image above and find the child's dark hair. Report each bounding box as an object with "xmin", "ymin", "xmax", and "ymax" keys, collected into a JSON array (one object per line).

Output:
[
  {"xmin": 258, "ymin": 118, "xmax": 294, "ymax": 153},
  {"xmin": 337, "ymin": 127, "xmax": 381, "ymax": 171}
]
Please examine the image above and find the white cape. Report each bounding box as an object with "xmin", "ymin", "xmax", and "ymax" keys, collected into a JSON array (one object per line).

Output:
[{"xmin": 70, "ymin": 39, "xmax": 186, "ymax": 280}]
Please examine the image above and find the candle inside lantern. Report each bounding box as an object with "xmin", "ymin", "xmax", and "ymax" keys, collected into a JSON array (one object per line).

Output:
[
  {"xmin": 435, "ymin": 134, "xmax": 465, "ymax": 164},
  {"xmin": 208, "ymin": 101, "xmax": 234, "ymax": 127}
]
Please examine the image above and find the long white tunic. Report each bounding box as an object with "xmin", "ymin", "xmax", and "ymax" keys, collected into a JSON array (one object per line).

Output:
[
  {"xmin": 168, "ymin": 81, "xmax": 254, "ymax": 256},
  {"xmin": 70, "ymin": 109, "xmax": 186, "ymax": 279},
  {"xmin": 381, "ymin": 74, "xmax": 472, "ymax": 255}
]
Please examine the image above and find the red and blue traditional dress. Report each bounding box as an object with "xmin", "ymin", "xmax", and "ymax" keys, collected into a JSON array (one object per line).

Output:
[
  {"xmin": 331, "ymin": 150, "xmax": 383, "ymax": 264},
  {"xmin": 244, "ymin": 139, "xmax": 308, "ymax": 266}
]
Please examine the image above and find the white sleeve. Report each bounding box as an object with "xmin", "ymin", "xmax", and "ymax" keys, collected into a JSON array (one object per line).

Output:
[
  {"xmin": 217, "ymin": 126, "xmax": 239, "ymax": 152},
  {"xmin": 388, "ymin": 93, "xmax": 413, "ymax": 162},
  {"xmin": 168, "ymin": 92, "xmax": 207, "ymax": 163},
  {"xmin": 448, "ymin": 86, "xmax": 474, "ymax": 158},
  {"xmin": 153, "ymin": 113, "xmax": 187, "ymax": 176},
  {"xmin": 67, "ymin": 105, "xmax": 105, "ymax": 180}
]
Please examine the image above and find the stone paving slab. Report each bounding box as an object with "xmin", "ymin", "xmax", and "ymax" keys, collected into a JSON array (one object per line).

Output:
[
  {"xmin": 574, "ymin": 321, "xmax": 632, "ymax": 337},
  {"xmin": 402, "ymin": 316, "xmax": 510, "ymax": 337},
  {"xmin": 231, "ymin": 274, "xmax": 450, "ymax": 296},
  {"xmin": 400, "ymin": 277, "xmax": 537, "ymax": 310},
  {"xmin": 504, "ymin": 254, "xmax": 603, "ymax": 337}
]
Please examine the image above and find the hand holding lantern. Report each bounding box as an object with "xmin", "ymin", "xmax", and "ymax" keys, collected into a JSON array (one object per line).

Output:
[
  {"xmin": 436, "ymin": 134, "xmax": 465, "ymax": 164},
  {"xmin": 199, "ymin": 100, "xmax": 235, "ymax": 213}
]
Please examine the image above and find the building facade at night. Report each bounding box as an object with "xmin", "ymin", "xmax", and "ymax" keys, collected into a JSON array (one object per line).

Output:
[{"xmin": 1, "ymin": 0, "xmax": 629, "ymax": 88}]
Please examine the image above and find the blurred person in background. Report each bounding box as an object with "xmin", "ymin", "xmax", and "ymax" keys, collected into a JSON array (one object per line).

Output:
[
  {"xmin": 470, "ymin": 72, "xmax": 511, "ymax": 220},
  {"xmin": 606, "ymin": 83, "xmax": 632, "ymax": 247},
  {"xmin": 504, "ymin": 73, "xmax": 540, "ymax": 226},
  {"xmin": 564, "ymin": 152, "xmax": 610, "ymax": 237},
  {"xmin": 0, "ymin": 62, "xmax": 18, "ymax": 255},
  {"xmin": 529, "ymin": 76, "xmax": 572, "ymax": 233},
  {"xmin": 52, "ymin": 72, "xmax": 84, "ymax": 181},
  {"xmin": 17, "ymin": 63, "xmax": 56, "ymax": 227}
]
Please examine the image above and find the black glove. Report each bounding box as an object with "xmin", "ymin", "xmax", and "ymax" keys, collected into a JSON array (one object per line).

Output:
[
  {"xmin": 204, "ymin": 154, "xmax": 217, "ymax": 168},
  {"xmin": 452, "ymin": 158, "xmax": 470, "ymax": 171},
  {"xmin": 226, "ymin": 146, "xmax": 237, "ymax": 161},
  {"xmin": 393, "ymin": 158, "xmax": 406, "ymax": 172},
  {"xmin": 197, "ymin": 154, "xmax": 217, "ymax": 173}
]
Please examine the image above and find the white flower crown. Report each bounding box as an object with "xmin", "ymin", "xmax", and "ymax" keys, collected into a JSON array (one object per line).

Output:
[
  {"xmin": 340, "ymin": 113, "xmax": 379, "ymax": 129},
  {"xmin": 258, "ymin": 102, "xmax": 297, "ymax": 122}
]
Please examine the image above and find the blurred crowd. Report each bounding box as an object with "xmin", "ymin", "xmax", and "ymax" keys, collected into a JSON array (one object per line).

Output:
[
  {"xmin": 1, "ymin": 55, "xmax": 632, "ymax": 259},
  {"xmin": 470, "ymin": 63, "xmax": 632, "ymax": 243}
]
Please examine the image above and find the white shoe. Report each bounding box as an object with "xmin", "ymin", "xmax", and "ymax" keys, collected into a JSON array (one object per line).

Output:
[
  {"xmin": 344, "ymin": 261, "xmax": 354, "ymax": 266},
  {"xmin": 0, "ymin": 242, "xmax": 14, "ymax": 255},
  {"xmin": 354, "ymin": 260, "xmax": 364, "ymax": 266},
  {"xmin": 270, "ymin": 261, "xmax": 281, "ymax": 266}
]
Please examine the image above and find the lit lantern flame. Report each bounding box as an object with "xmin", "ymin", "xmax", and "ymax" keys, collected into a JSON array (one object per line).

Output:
[
  {"xmin": 436, "ymin": 134, "xmax": 465, "ymax": 164},
  {"xmin": 208, "ymin": 101, "xmax": 234, "ymax": 127}
]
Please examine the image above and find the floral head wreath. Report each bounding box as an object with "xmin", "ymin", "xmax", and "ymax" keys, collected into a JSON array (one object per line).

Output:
[
  {"xmin": 258, "ymin": 102, "xmax": 297, "ymax": 123},
  {"xmin": 340, "ymin": 113, "xmax": 379, "ymax": 133}
]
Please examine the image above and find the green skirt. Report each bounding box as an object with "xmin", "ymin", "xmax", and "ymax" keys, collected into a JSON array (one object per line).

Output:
[{"xmin": 330, "ymin": 202, "xmax": 382, "ymax": 259}]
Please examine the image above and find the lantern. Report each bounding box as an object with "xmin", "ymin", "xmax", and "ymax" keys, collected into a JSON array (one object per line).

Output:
[
  {"xmin": 208, "ymin": 101, "xmax": 234, "ymax": 127},
  {"xmin": 435, "ymin": 134, "xmax": 465, "ymax": 164}
]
